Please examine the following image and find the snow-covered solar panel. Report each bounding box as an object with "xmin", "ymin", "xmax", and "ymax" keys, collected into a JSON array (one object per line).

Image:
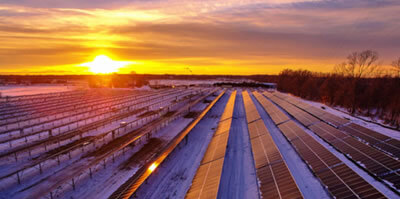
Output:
[{"xmin": 186, "ymin": 91, "xmax": 236, "ymax": 199}]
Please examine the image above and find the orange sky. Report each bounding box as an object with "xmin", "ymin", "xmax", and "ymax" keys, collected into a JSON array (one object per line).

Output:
[{"xmin": 0, "ymin": 0, "xmax": 399, "ymax": 75}]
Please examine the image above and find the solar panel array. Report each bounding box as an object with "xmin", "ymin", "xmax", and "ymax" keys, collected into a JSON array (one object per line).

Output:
[
  {"xmin": 276, "ymin": 91, "xmax": 400, "ymax": 162},
  {"xmin": 242, "ymin": 91, "xmax": 303, "ymax": 199},
  {"xmin": 279, "ymin": 121, "xmax": 387, "ymax": 199},
  {"xmin": 186, "ymin": 91, "xmax": 236, "ymax": 199},
  {"xmin": 271, "ymin": 92, "xmax": 349, "ymax": 128},
  {"xmin": 271, "ymin": 91, "xmax": 400, "ymax": 160},
  {"xmin": 310, "ymin": 122, "xmax": 400, "ymax": 190},
  {"xmin": 267, "ymin": 95, "xmax": 319, "ymax": 127},
  {"xmin": 265, "ymin": 91, "xmax": 400, "ymax": 191},
  {"xmin": 252, "ymin": 92, "xmax": 387, "ymax": 199},
  {"xmin": 251, "ymin": 92, "xmax": 289, "ymax": 125},
  {"xmin": 340, "ymin": 123, "xmax": 400, "ymax": 160}
]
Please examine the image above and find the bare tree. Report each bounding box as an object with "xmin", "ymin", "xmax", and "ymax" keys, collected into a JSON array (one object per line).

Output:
[
  {"xmin": 392, "ymin": 57, "xmax": 400, "ymax": 77},
  {"xmin": 334, "ymin": 50, "xmax": 380, "ymax": 78}
]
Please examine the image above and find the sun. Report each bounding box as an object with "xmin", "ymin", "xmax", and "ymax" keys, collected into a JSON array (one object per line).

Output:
[{"xmin": 81, "ymin": 55, "xmax": 131, "ymax": 74}]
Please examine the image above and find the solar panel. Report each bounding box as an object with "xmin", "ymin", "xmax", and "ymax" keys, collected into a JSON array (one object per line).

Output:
[
  {"xmin": 318, "ymin": 113, "xmax": 349, "ymax": 127},
  {"xmin": 309, "ymin": 122, "xmax": 348, "ymax": 143},
  {"xmin": 186, "ymin": 158, "xmax": 225, "ymax": 199},
  {"xmin": 219, "ymin": 92, "xmax": 236, "ymax": 122},
  {"xmin": 252, "ymin": 92, "xmax": 289, "ymax": 125},
  {"xmin": 294, "ymin": 101, "xmax": 311, "ymax": 110},
  {"xmin": 186, "ymin": 91, "xmax": 236, "ymax": 199},
  {"xmin": 243, "ymin": 91, "xmax": 261, "ymax": 123},
  {"xmin": 201, "ymin": 132, "xmax": 230, "ymax": 164},
  {"xmin": 271, "ymin": 92, "xmax": 348, "ymax": 128},
  {"xmin": 308, "ymin": 122, "xmax": 400, "ymax": 190},
  {"xmin": 292, "ymin": 112, "xmax": 320, "ymax": 127},
  {"xmin": 248, "ymin": 120, "xmax": 268, "ymax": 139},
  {"xmin": 302, "ymin": 106, "xmax": 326, "ymax": 117},
  {"xmin": 243, "ymin": 91, "xmax": 303, "ymax": 199},
  {"xmin": 340, "ymin": 123, "xmax": 400, "ymax": 159},
  {"xmin": 267, "ymin": 92, "xmax": 400, "ymax": 191},
  {"xmin": 269, "ymin": 111, "xmax": 290, "ymax": 125},
  {"xmin": 214, "ymin": 119, "xmax": 232, "ymax": 136},
  {"xmin": 278, "ymin": 121, "xmax": 386, "ymax": 198}
]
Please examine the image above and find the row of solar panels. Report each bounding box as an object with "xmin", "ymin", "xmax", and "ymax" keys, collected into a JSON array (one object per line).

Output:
[
  {"xmin": 242, "ymin": 91, "xmax": 303, "ymax": 199},
  {"xmin": 186, "ymin": 91, "xmax": 237, "ymax": 199},
  {"xmin": 266, "ymin": 91, "xmax": 400, "ymax": 192},
  {"xmin": 273, "ymin": 92, "xmax": 400, "ymax": 160},
  {"xmin": 272, "ymin": 92, "xmax": 349, "ymax": 128},
  {"xmin": 340, "ymin": 123, "xmax": 400, "ymax": 159},
  {"xmin": 252, "ymin": 91, "xmax": 387, "ymax": 198}
]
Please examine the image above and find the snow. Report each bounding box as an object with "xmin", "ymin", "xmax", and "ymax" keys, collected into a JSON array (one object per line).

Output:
[
  {"xmin": 249, "ymin": 92, "xmax": 331, "ymax": 199},
  {"xmin": 133, "ymin": 93, "xmax": 229, "ymax": 199},
  {"xmin": 2, "ymin": 86, "xmax": 398, "ymax": 199},
  {"xmin": 0, "ymin": 85, "xmax": 83, "ymax": 97},
  {"xmin": 133, "ymin": 85, "xmax": 152, "ymax": 91},
  {"xmin": 149, "ymin": 79, "xmax": 219, "ymax": 86},
  {"xmin": 265, "ymin": 92, "xmax": 399, "ymax": 199},
  {"xmin": 51, "ymin": 90, "xmax": 213, "ymax": 199},
  {"xmin": 277, "ymin": 92, "xmax": 400, "ymax": 141},
  {"xmin": 61, "ymin": 142, "xmax": 146, "ymax": 199},
  {"xmin": 217, "ymin": 91, "xmax": 259, "ymax": 199},
  {"xmin": 0, "ymin": 88, "xmax": 202, "ymax": 198}
]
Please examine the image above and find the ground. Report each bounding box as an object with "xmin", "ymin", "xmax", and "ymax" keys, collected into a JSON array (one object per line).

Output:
[{"xmin": 0, "ymin": 84, "xmax": 399, "ymax": 199}]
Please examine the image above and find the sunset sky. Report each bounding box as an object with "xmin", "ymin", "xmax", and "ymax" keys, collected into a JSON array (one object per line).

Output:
[{"xmin": 0, "ymin": 0, "xmax": 399, "ymax": 75}]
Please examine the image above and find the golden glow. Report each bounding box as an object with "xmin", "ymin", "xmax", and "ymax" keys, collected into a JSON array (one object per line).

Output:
[
  {"xmin": 148, "ymin": 163, "xmax": 158, "ymax": 172},
  {"xmin": 2, "ymin": 2, "xmax": 397, "ymax": 75},
  {"xmin": 81, "ymin": 55, "xmax": 131, "ymax": 74}
]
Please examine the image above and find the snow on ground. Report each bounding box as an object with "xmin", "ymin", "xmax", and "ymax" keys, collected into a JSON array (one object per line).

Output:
[
  {"xmin": 277, "ymin": 92, "xmax": 400, "ymax": 140},
  {"xmin": 149, "ymin": 79, "xmax": 220, "ymax": 86},
  {"xmin": 217, "ymin": 91, "xmax": 259, "ymax": 199},
  {"xmin": 132, "ymin": 85, "xmax": 152, "ymax": 91},
  {"xmin": 249, "ymin": 92, "xmax": 331, "ymax": 199},
  {"xmin": 265, "ymin": 93, "xmax": 399, "ymax": 199},
  {"xmin": 64, "ymin": 93, "xmax": 215, "ymax": 199},
  {"xmin": 133, "ymin": 93, "xmax": 230, "ymax": 199},
  {"xmin": 62, "ymin": 141, "xmax": 146, "ymax": 199},
  {"xmin": 0, "ymin": 85, "xmax": 85, "ymax": 97},
  {"xmin": 0, "ymin": 89, "xmax": 195, "ymax": 198}
]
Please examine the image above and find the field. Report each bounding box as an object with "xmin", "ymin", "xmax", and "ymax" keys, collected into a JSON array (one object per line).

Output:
[{"xmin": 0, "ymin": 85, "xmax": 399, "ymax": 199}]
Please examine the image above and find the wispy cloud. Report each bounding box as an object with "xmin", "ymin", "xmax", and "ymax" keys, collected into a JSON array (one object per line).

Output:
[{"xmin": 0, "ymin": 0, "xmax": 399, "ymax": 74}]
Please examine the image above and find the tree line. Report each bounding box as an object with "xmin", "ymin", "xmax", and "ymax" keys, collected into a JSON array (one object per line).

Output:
[{"xmin": 277, "ymin": 50, "xmax": 400, "ymax": 128}]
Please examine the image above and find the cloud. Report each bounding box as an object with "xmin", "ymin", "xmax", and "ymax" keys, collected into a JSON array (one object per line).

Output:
[{"xmin": 0, "ymin": 0, "xmax": 400, "ymax": 74}]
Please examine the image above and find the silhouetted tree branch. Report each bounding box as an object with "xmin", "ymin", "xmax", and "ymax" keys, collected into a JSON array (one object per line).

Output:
[
  {"xmin": 392, "ymin": 57, "xmax": 400, "ymax": 77},
  {"xmin": 334, "ymin": 50, "xmax": 380, "ymax": 78}
]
